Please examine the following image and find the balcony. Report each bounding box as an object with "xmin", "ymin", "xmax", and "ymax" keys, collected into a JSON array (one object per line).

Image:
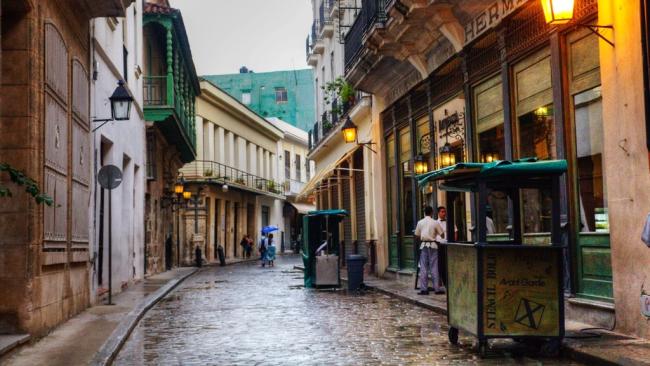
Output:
[
  {"xmin": 284, "ymin": 179, "xmax": 306, "ymax": 197},
  {"xmin": 143, "ymin": 74, "xmax": 197, "ymax": 163},
  {"xmin": 78, "ymin": 0, "xmax": 134, "ymax": 17},
  {"xmin": 144, "ymin": 4, "xmax": 200, "ymax": 164},
  {"xmin": 309, "ymin": 90, "xmax": 366, "ymax": 153},
  {"xmin": 320, "ymin": 2, "xmax": 334, "ymax": 38},
  {"xmin": 328, "ymin": 0, "xmax": 338, "ymax": 18},
  {"xmin": 306, "ymin": 36, "xmax": 319, "ymax": 66},
  {"xmin": 344, "ymin": 0, "xmax": 386, "ymax": 70},
  {"xmin": 311, "ymin": 21, "xmax": 325, "ymax": 54},
  {"xmin": 181, "ymin": 160, "xmax": 285, "ymax": 199}
]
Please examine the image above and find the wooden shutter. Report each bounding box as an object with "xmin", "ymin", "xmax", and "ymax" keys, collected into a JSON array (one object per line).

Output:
[{"xmin": 43, "ymin": 23, "xmax": 69, "ymax": 256}]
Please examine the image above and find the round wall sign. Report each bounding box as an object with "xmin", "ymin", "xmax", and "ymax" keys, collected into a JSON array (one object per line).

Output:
[{"xmin": 98, "ymin": 165, "xmax": 123, "ymax": 190}]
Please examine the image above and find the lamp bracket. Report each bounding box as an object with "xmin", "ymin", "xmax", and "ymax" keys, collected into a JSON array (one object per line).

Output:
[
  {"xmin": 577, "ymin": 23, "xmax": 614, "ymax": 48},
  {"xmin": 91, "ymin": 118, "xmax": 114, "ymax": 133},
  {"xmin": 358, "ymin": 141, "xmax": 377, "ymax": 154}
]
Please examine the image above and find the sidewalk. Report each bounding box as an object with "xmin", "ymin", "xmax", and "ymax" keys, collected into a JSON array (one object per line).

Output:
[
  {"xmin": 1, "ymin": 267, "xmax": 197, "ymax": 366},
  {"xmin": 343, "ymin": 271, "xmax": 650, "ymax": 366}
]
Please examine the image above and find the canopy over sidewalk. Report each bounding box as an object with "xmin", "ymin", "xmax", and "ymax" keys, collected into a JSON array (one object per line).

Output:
[{"xmin": 416, "ymin": 158, "xmax": 567, "ymax": 192}]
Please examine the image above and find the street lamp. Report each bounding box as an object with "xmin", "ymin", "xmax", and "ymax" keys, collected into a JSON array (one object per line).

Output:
[
  {"xmin": 341, "ymin": 116, "xmax": 376, "ymax": 153},
  {"xmin": 92, "ymin": 80, "xmax": 134, "ymax": 132},
  {"xmin": 414, "ymin": 135, "xmax": 431, "ymax": 175},
  {"xmin": 540, "ymin": 0, "xmax": 574, "ymax": 25},
  {"xmin": 540, "ymin": 0, "xmax": 614, "ymax": 47}
]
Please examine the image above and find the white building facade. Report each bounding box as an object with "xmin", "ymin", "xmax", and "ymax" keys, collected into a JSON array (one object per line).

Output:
[{"xmin": 90, "ymin": 2, "xmax": 147, "ymax": 303}]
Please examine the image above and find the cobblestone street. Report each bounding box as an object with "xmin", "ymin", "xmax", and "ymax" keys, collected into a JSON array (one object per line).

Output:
[{"xmin": 115, "ymin": 255, "xmax": 582, "ymax": 365}]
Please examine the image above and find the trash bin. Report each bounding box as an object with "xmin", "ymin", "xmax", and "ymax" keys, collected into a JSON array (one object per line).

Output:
[
  {"xmin": 195, "ymin": 246, "xmax": 202, "ymax": 268},
  {"xmin": 347, "ymin": 254, "xmax": 366, "ymax": 291},
  {"xmin": 217, "ymin": 245, "xmax": 226, "ymax": 267}
]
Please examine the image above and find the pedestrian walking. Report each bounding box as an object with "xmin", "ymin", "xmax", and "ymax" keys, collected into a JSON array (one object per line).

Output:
[
  {"xmin": 245, "ymin": 235, "xmax": 253, "ymax": 258},
  {"xmin": 259, "ymin": 235, "xmax": 268, "ymax": 267},
  {"xmin": 415, "ymin": 206, "xmax": 445, "ymax": 295},
  {"xmin": 240, "ymin": 235, "xmax": 252, "ymax": 259},
  {"xmin": 266, "ymin": 233, "xmax": 276, "ymax": 267}
]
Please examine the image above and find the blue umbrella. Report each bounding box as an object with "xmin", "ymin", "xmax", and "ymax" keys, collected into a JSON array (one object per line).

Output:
[{"xmin": 262, "ymin": 225, "xmax": 279, "ymax": 235}]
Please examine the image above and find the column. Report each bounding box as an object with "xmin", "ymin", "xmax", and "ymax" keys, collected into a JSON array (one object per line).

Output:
[
  {"xmin": 165, "ymin": 26, "xmax": 174, "ymax": 105},
  {"xmin": 216, "ymin": 126, "xmax": 225, "ymax": 164},
  {"xmin": 236, "ymin": 136, "xmax": 247, "ymax": 172},
  {"xmin": 270, "ymin": 153, "xmax": 277, "ymax": 181},
  {"xmin": 257, "ymin": 147, "xmax": 263, "ymax": 178},
  {"xmin": 264, "ymin": 150, "xmax": 270, "ymax": 179},
  {"xmin": 195, "ymin": 116, "xmax": 204, "ymax": 162},
  {"xmin": 227, "ymin": 132, "xmax": 235, "ymax": 167},
  {"xmin": 205, "ymin": 121, "xmax": 214, "ymax": 162},
  {"xmin": 248, "ymin": 143, "xmax": 257, "ymax": 175}
]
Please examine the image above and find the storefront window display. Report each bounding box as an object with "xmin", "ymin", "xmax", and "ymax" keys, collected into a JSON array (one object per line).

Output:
[
  {"xmin": 514, "ymin": 48, "xmax": 555, "ymax": 236},
  {"xmin": 474, "ymin": 75, "xmax": 508, "ymax": 234}
]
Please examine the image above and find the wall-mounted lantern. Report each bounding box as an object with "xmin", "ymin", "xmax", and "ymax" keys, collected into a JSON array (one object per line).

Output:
[
  {"xmin": 92, "ymin": 80, "xmax": 134, "ymax": 132},
  {"xmin": 541, "ymin": 0, "xmax": 614, "ymax": 47},
  {"xmin": 341, "ymin": 116, "xmax": 376, "ymax": 153},
  {"xmin": 182, "ymin": 191, "xmax": 192, "ymax": 200},
  {"xmin": 540, "ymin": 0, "xmax": 574, "ymax": 25},
  {"xmin": 439, "ymin": 142, "xmax": 456, "ymax": 168}
]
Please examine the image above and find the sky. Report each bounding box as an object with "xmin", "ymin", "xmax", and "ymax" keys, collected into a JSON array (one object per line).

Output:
[{"xmin": 169, "ymin": 0, "xmax": 312, "ymax": 76}]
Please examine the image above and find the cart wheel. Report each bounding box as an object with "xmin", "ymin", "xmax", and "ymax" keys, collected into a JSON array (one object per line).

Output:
[
  {"xmin": 539, "ymin": 339, "xmax": 561, "ymax": 357},
  {"xmin": 478, "ymin": 340, "xmax": 488, "ymax": 358},
  {"xmin": 448, "ymin": 327, "xmax": 459, "ymax": 345}
]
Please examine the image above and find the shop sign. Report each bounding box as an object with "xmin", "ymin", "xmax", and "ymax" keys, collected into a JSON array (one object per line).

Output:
[
  {"xmin": 464, "ymin": 0, "xmax": 529, "ymax": 46},
  {"xmin": 642, "ymin": 294, "xmax": 650, "ymax": 317}
]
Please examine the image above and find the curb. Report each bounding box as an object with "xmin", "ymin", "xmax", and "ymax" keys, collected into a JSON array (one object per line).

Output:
[{"xmin": 89, "ymin": 268, "xmax": 199, "ymax": 366}]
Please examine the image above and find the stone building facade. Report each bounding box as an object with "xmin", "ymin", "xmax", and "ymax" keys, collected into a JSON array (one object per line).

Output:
[
  {"xmin": 0, "ymin": 0, "xmax": 133, "ymax": 336},
  {"xmin": 179, "ymin": 80, "xmax": 285, "ymax": 264},
  {"xmin": 90, "ymin": 0, "xmax": 147, "ymax": 304},
  {"xmin": 142, "ymin": 0, "xmax": 199, "ymax": 275}
]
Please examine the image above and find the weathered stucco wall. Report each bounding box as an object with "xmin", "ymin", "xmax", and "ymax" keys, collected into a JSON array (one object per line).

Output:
[{"xmin": 599, "ymin": 0, "xmax": 650, "ymax": 339}]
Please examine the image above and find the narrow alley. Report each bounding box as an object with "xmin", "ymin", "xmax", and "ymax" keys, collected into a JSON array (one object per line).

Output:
[{"xmin": 114, "ymin": 257, "xmax": 582, "ymax": 365}]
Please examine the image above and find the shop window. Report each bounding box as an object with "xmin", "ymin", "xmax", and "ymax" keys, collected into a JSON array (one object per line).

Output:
[
  {"xmin": 399, "ymin": 127, "xmax": 415, "ymax": 235},
  {"xmin": 386, "ymin": 134, "xmax": 398, "ymax": 234},
  {"xmin": 574, "ymin": 87, "xmax": 607, "ymax": 232},
  {"xmin": 514, "ymin": 49, "xmax": 555, "ymax": 235},
  {"xmin": 262, "ymin": 205, "xmax": 270, "ymax": 228}
]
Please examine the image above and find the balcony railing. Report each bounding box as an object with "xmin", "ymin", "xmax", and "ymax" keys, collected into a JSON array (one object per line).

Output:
[
  {"xmin": 319, "ymin": 1, "xmax": 331, "ymax": 27},
  {"xmin": 284, "ymin": 179, "xmax": 306, "ymax": 196},
  {"xmin": 309, "ymin": 90, "xmax": 364, "ymax": 152},
  {"xmin": 144, "ymin": 76, "xmax": 167, "ymax": 106},
  {"xmin": 181, "ymin": 160, "xmax": 285, "ymax": 197},
  {"xmin": 344, "ymin": 0, "xmax": 386, "ymax": 71}
]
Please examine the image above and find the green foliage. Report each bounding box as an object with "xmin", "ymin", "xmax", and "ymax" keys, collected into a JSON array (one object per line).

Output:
[
  {"xmin": 321, "ymin": 77, "xmax": 356, "ymax": 105},
  {"xmin": 0, "ymin": 163, "xmax": 53, "ymax": 206}
]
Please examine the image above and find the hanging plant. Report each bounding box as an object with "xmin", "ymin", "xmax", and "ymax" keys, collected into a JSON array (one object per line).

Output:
[
  {"xmin": 0, "ymin": 163, "xmax": 53, "ymax": 205},
  {"xmin": 321, "ymin": 77, "xmax": 356, "ymax": 105}
]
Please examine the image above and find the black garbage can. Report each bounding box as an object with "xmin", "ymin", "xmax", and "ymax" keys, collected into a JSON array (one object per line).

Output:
[
  {"xmin": 347, "ymin": 254, "xmax": 366, "ymax": 291},
  {"xmin": 217, "ymin": 245, "xmax": 226, "ymax": 267}
]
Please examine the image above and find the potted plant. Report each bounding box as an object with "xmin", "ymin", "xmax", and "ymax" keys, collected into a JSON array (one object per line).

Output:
[{"xmin": 203, "ymin": 168, "xmax": 214, "ymax": 177}]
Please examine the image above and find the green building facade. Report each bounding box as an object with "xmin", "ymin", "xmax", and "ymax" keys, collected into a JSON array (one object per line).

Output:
[{"xmin": 203, "ymin": 68, "xmax": 315, "ymax": 131}]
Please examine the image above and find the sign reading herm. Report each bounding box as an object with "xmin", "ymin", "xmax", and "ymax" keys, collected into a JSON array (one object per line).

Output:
[{"xmin": 464, "ymin": 0, "xmax": 529, "ymax": 45}]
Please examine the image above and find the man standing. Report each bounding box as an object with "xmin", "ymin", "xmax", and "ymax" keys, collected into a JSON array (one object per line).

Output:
[
  {"xmin": 415, "ymin": 206, "xmax": 445, "ymax": 295},
  {"xmin": 436, "ymin": 206, "xmax": 456, "ymax": 289}
]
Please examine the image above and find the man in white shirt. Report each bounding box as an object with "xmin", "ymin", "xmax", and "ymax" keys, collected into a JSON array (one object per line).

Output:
[
  {"xmin": 436, "ymin": 206, "xmax": 457, "ymax": 289},
  {"xmin": 415, "ymin": 206, "xmax": 445, "ymax": 295}
]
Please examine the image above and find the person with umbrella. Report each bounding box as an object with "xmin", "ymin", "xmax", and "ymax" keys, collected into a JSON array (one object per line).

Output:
[{"xmin": 260, "ymin": 226, "xmax": 278, "ymax": 267}]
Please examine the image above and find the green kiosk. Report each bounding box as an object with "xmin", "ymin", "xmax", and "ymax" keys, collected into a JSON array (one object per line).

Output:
[
  {"xmin": 417, "ymin": 159, "xmax": 567, "ymax": 356},
  {"xmin": 302, "ymin": 210, "xmax": 348, "ymax": 288}
]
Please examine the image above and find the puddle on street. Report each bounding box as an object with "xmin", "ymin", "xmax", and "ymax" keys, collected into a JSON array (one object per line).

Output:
[{"xmin": 115, "ymin": 256, "xmax": 583, "ymax": 366}]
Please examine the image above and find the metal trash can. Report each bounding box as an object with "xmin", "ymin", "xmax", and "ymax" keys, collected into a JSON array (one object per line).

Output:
[{"xmin": 347, "ymin": 254, "xmax": 366, "ymax": 291}]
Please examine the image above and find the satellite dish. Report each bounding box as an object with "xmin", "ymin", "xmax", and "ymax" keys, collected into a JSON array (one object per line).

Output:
[{"xmin": 98, "ymin": 165, "xmax": 123, "ymax": 190}]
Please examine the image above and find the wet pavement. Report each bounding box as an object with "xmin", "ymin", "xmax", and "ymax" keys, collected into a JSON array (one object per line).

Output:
[{"xmin": 115, "ymin": 255, "xmax": 582, "ymax": 365}]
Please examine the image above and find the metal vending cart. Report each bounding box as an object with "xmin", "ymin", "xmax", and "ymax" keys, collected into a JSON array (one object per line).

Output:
[
  {"xmin": 302, "ymin": 210, "xmax": 348, "ymax": 288},
  {"xmin": 417, "ymin": 159, "xmax": 567, "ymax": 356}
]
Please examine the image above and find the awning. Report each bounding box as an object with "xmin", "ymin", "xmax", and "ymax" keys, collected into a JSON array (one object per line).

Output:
[
  {"xmin": 287, "ymin": 202, "xmax": 316, "ymax": 215},
  {"xmin": 416, "ymin": 158, "xmax": 567, "ymax": 192},
  {"xmin": 297, "ymin": 146, "xmax": 360, "ymax": 199},
  {"xmin": 307, "ymin": 209, "xmax": 349, "ymax": 217}
]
